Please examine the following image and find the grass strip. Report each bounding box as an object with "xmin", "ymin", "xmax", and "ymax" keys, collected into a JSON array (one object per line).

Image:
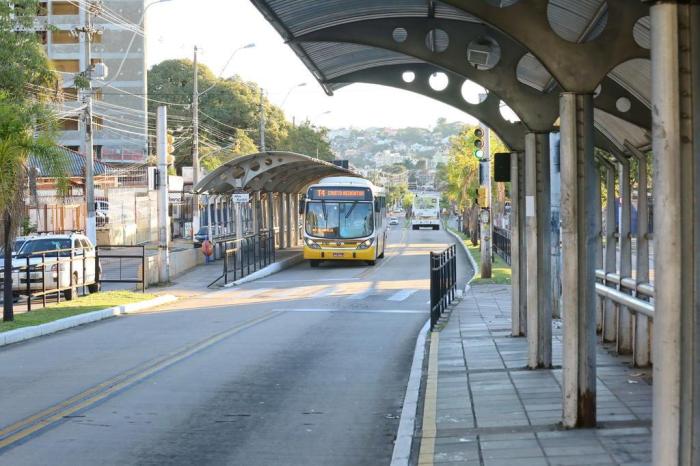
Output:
[
  {"xmin": 448, "ymin": 226, "xmax": 512, "ymax": 285},
  {"xmin": 0, "ymin": 290, "xmax": 156, "ymax": 333}
]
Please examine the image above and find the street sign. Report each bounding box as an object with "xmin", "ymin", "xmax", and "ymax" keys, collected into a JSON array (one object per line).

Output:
[{"xmin": 232, "ymin": 193, "xmax": 249, "ymax": 203}]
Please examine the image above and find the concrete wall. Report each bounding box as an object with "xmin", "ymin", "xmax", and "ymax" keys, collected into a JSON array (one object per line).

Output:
[{"xmin": 143, "ymin": 248, "xmax": 207, "ymax": 287}]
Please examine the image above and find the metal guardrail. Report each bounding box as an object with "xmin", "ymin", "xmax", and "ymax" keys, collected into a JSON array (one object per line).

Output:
[
  {"xmin": 595, "ymin": 269, "xmax": 655, "ymax": 318},
  {"xmin": 2, "ymin": 247, "xmax": 98, "ymax": 311},
  {"xmin": 493, "ymin": 227, "xmax": 511, "ymax": 265},
  {"xmin": 217, "ymin": 230, "xmax": 276, "ymax": 286},
  {"xmin": 430, "ymin": 244, "xmax": 457, "ymax": 330},
  {"xmin": 96, "ymin": 245, "xmax": 146, "ymax": 292}
]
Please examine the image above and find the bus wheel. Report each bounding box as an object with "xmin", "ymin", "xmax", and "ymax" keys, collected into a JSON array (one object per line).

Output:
[
  {"xmin": 310, "ymin": 260, "xmax": 320, "ymax": 268},
  {"xmin": 366, "ymin": 260, "xmax": 376, "ymax": 266}
]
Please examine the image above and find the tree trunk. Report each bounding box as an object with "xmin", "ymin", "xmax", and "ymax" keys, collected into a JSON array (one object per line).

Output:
[{"xmin": 3, "ymin": 211, "xmax": 13, "ymax": 322}]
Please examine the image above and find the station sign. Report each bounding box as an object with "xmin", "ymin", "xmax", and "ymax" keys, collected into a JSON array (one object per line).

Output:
[{"xmin": 232, "ymin": 193, "xmax": 249, "ymax": 203}]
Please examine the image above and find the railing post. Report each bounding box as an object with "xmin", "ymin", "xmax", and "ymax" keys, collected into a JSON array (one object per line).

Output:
[{"xmin": 25, "ymin": 256, "xmax": 31, "ymax": 312}]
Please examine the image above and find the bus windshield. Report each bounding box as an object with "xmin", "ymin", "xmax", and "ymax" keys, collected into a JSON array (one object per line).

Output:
[{"xmin": 305, "ymin": 201, "xmax": 374, "ymax": 239}]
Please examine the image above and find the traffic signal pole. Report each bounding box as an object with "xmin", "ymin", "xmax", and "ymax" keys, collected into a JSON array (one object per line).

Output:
[{"xmin": 475, "ymin": 126, "xmax": 492, "ymax": 278}]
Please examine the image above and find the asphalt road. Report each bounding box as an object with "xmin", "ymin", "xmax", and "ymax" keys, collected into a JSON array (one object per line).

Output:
[{"xmin": 0, "ymin": 225, "xmax": 468, "ymax": 466}]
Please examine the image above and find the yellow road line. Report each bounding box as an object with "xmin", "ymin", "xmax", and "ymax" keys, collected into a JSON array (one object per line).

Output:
[
  {"xmin": 418, "ymin": 331, "xmax": 439, "ymax": 466},
  {"xmin": 0, "ymin": 311, "xmax": 280, "ymax": 450}
]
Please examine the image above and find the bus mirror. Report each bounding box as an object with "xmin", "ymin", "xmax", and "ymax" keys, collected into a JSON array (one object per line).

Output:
[
  {"xmin": 375, "ymin": 199, "xmax": 381, "ymax": 213},
  {"xmin": 299, "ymin": 195, "xmax": 306, "ymax": 215}
]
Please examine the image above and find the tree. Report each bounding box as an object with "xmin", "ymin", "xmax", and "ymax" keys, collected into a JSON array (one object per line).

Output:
[
  {"xmin": 147, "ymin": 60, "xmax": 291, "ymax": 170},
  {"xmin": 0, "ymin": 1, "xmax": 61, "ymax": 321},
  {"xmin": 281, "ymin": 120, "xmax": 334, "ymax": 161}
]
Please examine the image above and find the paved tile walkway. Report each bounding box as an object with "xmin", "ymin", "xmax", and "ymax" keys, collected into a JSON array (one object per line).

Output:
[{"xmin": 418, "ymin": 284, "xmax": 652, "ymax": 466}]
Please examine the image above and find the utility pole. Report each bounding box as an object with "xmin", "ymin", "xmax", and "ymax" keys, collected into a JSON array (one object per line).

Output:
[
  {"xmin": 157, "ymin": 106, "xmax": 170, "ymax": 283},
  {"xmin": 191, "ymin": 46, "xmax": 200, "ymax": 241},
  {"xmin": 77, "ymin": 1, "xmax": 101, "ymax": 245},
  {"xmin": 259, "ymin": 88, "xmax": 266, "ymax": 151}
]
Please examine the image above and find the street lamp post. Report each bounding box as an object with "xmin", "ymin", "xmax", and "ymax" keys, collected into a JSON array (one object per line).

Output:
[{"xmin": 192, "ymin": 42, "xmax": 255, "ymax": 240}]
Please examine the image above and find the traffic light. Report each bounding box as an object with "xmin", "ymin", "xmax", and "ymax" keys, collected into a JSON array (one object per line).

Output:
[{"xmin": 474, "ymin": 127, "xmax": 484, "ymax": 159}]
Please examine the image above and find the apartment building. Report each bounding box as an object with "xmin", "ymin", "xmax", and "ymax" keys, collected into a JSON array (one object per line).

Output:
[{"xmin": 37, "ymin": 0, "xmax": 148, "ymax": 164}]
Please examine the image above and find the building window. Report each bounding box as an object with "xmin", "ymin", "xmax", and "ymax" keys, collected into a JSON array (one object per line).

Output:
[
  {"xmin": 51, "ymin": 30, "xmax": 79, "ymax": 44},
  {"xmin": 52, "ymin": 59, "xmax": 80, "ymax": 73},
  {"xmin": 59, "ymin": 119, "xmax": 79, "ymax": 131},
  {"xmin": 93, "ymin": 116, "xmax": 103, "ymax": 130},
  {"xmin": 51, "ymin": 2, "xmax": 80, "ymax": 15}
]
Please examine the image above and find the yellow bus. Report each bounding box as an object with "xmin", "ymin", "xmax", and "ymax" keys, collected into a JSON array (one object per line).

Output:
[{"xmin": 302, "ymin": 177, "xmax": 387, "ymax": 267}]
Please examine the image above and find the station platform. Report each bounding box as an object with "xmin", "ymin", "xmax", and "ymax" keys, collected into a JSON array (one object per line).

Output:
[{"xmin": 418, "ymin": 284, "xmax": 652, "ymax": 466}]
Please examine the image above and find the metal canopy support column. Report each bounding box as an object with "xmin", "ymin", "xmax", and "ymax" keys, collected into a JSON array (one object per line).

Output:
[
  {"xmin": 617, "ymin": 158, "xmax": 633, "ymax": 354},
  {"xmin": 278, "ymin": 193, "xmax": 285, "ymax": 249},
  {"xmin": 594, "ymin": 164, "xmax": 604, "ymax": 334},
  {"xmin": 510, "ymin": 151, "xmax": 527, "ymax": 337},
  {"xmin": 292, "ymin": 194, "xmax": 300, "ymax": 246},
  {"xmin": 525, "ymin": 132, "xmax": 552, "ymax": 368},
  {"xmin": 550, "ymin": 133, "xmax": 562, "ymax": 320},
  {"xmin": 285, "ymin": 193, "xmax": 292, "ymax": 248},
  {"xmin": 650, "ymin": 4, "xmax": 700, "ymax": 465},
  {"xmin": 560, "ymin": 92, "xmax": 597, "ymax": 428},
  {"xmin": 267, "ymin": 192, "xmax": 275, "ymax": 240},
  {"xmin": 603, "ymin": 163, "xmax": 617, "ymax": 343},
  {"xmin": 253, "ymin": 192, "xmax": 261, "ymax": 237},
  {"xmin": 627, "ymin": 143, "xmax": 651, "ymax": 367}
]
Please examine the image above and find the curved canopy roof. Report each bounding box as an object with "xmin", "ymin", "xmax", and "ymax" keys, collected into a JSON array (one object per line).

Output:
[
  {"xmin": 251, "ymin": 0, "xmax": 652, "ymax": 152},
  {"xmin": 193, "ymin": 151, "xmax": 356, "ymax": 195}
]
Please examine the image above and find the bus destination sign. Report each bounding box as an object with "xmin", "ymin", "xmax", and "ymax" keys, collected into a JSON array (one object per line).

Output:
[{"xmin": 308, "ymin": 187, "xmax": 371, "ymax": 201}]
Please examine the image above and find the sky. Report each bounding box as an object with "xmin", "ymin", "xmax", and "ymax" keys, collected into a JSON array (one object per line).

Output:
[{"xmin": 145, "ymin": 0, "xmax": 479, "ymax": 130}]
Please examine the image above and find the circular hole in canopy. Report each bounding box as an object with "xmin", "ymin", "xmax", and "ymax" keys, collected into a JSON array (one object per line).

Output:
[
  {"xmin": 425, "ymin": 29, "xmax": 449, "ymax": 53},
  {"xmin": 633, "ymin": 16, "xmax": 650, "ymax": 49},
  {"xmin": 392, "ymin": 27, "xmax": 408, "ymax": 43},
  {"xmin": 547, "ymin": 0, "xmax": 608, "ymax": 43},
  {"xmin": 593, "ymin": 84, "xmax": 602, "ymax": 98},
  {"xmin": 429, "ymin": 72, "xmax": 449, "ymax": 92},
  {"xmin": 402, "ymin": 71, "xmax": 416, "ymax": 83},
  {"xmin": 467, "ymin": 36, "xmax": 501, "ymax": 70},
  {"xmin": 461, "ymin": 80, "xmax": 489, "ymax": 105},
  {"xmin": 616, "ymin": 97, "xmax": 631, "ymax": 113},
  {"xmin": 499, "ymin": 101, "xmax": 521, "ymax": 123}
]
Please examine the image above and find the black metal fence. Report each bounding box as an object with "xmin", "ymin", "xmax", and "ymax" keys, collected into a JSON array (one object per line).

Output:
[
  {"xmin": 96, "ymin": 245, "xmax": 146, "ymax": 292},
  {"xmin": 3, "ymin": 247, "xmax": 99, "ymax": 311},
  {"xmin": 218, "ymin": 230, "xmax": 277, "ymax": 286},
  {"xmin": 492, "ymin": 227, "xmax": 512, "ymax": 265},
  {"xmin": 430, "ymin": 244, "xmax": 457, "ymax": 330}
]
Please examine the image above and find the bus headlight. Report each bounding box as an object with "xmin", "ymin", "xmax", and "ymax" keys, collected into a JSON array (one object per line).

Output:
[
  {"xmin": 304, "ymin": 238, "xmax": 321, "ymax": 249},
  {"xmin": 357, "ymin": 238, "xmax": 374, "ymax": 250}
]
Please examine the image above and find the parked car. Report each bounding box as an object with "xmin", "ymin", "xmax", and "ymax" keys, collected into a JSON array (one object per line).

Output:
[{"xmin": 2, "ymin": 233, "xmax": 100, "ymax": 300}]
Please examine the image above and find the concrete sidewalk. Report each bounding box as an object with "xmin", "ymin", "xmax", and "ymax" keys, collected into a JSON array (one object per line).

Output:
[{"xmin": 418, "ymin": 285, "xmax": 652, "ymax": 466}]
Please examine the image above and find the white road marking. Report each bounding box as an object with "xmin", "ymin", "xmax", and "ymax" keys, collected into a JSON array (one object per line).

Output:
[
  {"xmin": 387, "ymin": 289, "xmax": 418, "ymax": 302},
  {"xmin": 311, "ymin": 285, "xmax": 337, "ymax": 298},
  {"xmin": 234, "ymin": 288, "xmax": 272, "ymax": 298},
  {"xmin": 348, "ymin": 288, "xmax": 375, "ymax": 300},
  {"xmin": 273, "ymin": 308, "xmax": 426, "ymax": 314}
]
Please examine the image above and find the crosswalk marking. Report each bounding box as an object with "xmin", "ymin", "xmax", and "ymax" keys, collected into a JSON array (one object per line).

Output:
[
  {"xmin": 387, "ymin": 289, "xmax": 418, "ymax": 302},
  {"xmin": 348, "ymin": 288, "xmax": 375, "ymax": 300},
  {"xmin": 272, "ymin": 308, "xmax": 426, "ymax": 314},
  {"xmin": 312, "ymin": 285, "xmax": 337, "ymax": 298},
  {"xmin": 235, "ymin": 288, "xmax": 271, "ymax": 299}
]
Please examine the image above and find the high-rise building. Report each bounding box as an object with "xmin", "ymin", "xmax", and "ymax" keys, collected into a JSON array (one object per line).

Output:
[{"xmin": 36, "ymin": 1, "xmax": 148, "ymax": 164}]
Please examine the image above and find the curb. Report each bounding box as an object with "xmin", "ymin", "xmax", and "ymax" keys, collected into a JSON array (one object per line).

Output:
[
  {"xmin": 0, "ymin": 294, "xmax": 178, "ymax": 348},
  {"xmin": 223, "ymin": 252, "xmax": 304, "ymax": 287},
  {"xmin": 390, "ymin": 319, "xmax": 430, "ymax": 466},
  {"xmin": 444, "ymin": 224, "xmax": 478, "ymax": 290}
]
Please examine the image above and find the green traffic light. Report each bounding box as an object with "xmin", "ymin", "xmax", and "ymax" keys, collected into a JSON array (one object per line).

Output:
[{"xmin": 475, "ymin": 149, "xmax": 484, "ymax": 159}]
